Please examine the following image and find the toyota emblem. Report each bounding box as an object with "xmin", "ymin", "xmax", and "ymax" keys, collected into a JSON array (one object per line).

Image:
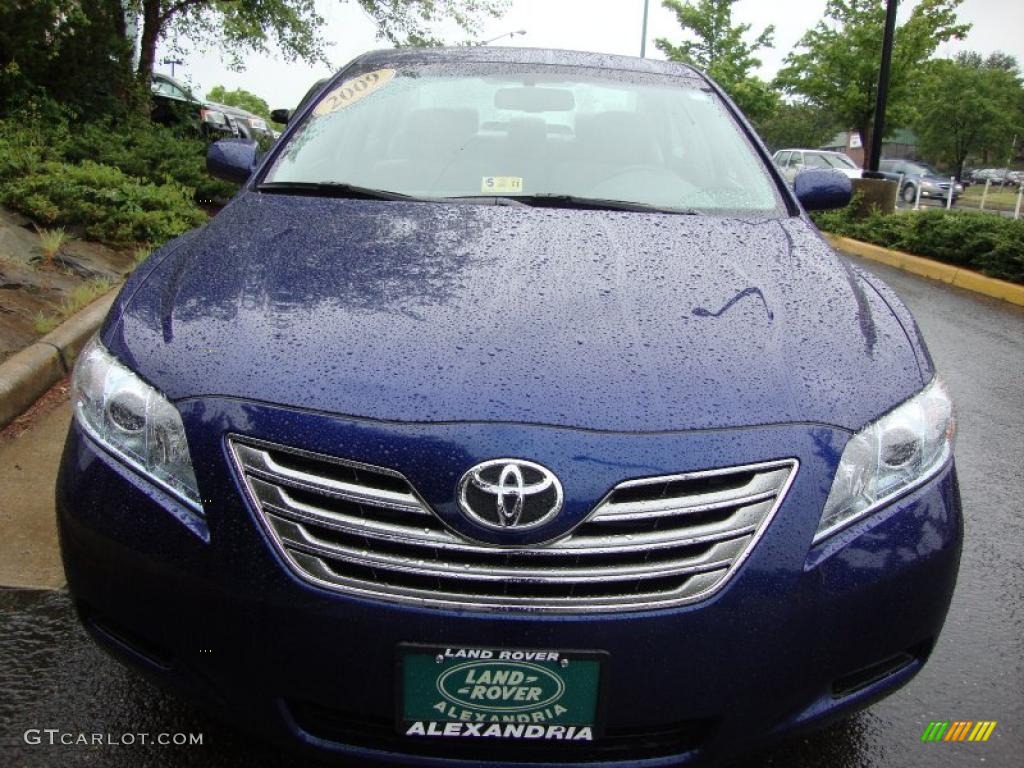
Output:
[{"xmin": 456, "ymin": 459, "xmax": 564, "ymax": 530}]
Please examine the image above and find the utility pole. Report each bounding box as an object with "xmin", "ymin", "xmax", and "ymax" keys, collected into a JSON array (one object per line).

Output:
[
  {"xmin": 866, "ymin": 0, "xmax": 898, "ymax": 174},
  {"xmin": 640, "ymin": 0, "xmax": 650, "ymax": 58}
]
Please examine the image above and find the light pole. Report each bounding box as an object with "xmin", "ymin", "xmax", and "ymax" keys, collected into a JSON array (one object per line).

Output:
[
  {"xmin": 865, "ymin": 0, "xmax": 897, "ymax": 175},
  {"xmin": 478, "ymin": 29, "xmax": 527, "ymax": 46},
  {"xmin": 161, "ymin": 57, "xmax": 184, "ymax": 78},
  {"xmin": 640, "ymin": 0, "xmax": 650, "ymax": 58}
]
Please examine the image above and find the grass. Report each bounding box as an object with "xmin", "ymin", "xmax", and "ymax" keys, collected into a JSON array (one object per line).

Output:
[
  {"xmin": 132, "ymin": 247, "xmax": 152, "ymax": 268},
  {"xmin": 34, "ymin": 225, "xmax": 69, "ymax": 266},
  {"xmin": 32, "ymin": 276, "xmax": 115, "ymax": 335},
  {"xmin": 960, "ymin": 186, "xmax": 1023, "ymax": 211},
  {"xmin": 32, "ymin": 311, "xmax": 61, "ymax": 335}
]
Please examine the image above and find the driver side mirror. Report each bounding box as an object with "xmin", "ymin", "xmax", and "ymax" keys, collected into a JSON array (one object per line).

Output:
[
  {"xmin": 206, "ymin": 138, "xmax": 258, "ymax": 183},
  {"xmin": 793, "ymin": 168, "xmax": 852, "ymax": 212},
  {"xmin": 269, "ymin": 108, "xmax": 291, "ymax": 125}
]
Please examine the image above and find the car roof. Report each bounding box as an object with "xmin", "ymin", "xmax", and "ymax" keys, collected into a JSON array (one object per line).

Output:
[
  {"xmin": 777, "ymin": 148, "xmax": 842, "ymax": 154},
  {"xmin": 348, "ymin": 46, "xmax": 705, "ymax": 83},
  {"xmin": 153, "ymin": 72, "xmax": 188, "ymax": 90}
]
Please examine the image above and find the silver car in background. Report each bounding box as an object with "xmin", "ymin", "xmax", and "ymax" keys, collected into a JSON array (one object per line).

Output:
[{"xmin": 773, "ymin": 149, "xmax": 863, "ymax": 182}]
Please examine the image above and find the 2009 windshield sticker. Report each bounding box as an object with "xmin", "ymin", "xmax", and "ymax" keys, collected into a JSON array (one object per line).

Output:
[
  {"xmin": 482, "ymin": 176, "xmax": 524, "ymax": 194},
  {"xmin": 313, "ymin": 69, "xmax": 396, "ymax": 116}
]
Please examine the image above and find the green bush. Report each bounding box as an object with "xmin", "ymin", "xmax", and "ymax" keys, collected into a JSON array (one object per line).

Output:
[
  {"xmin": 0, "ymin": 111, "xmax": 242, "ymax": 246},
  {"xmin": 813, "ymin": 204, "xmax": 1024, "ymax": 284},
  {"xmin": 64, "ymin": 120, "xmax": 239, "ymax": 205},
  {"xmin": 1, "ymin": 159, "xmax": 206, "ymax": 245}
]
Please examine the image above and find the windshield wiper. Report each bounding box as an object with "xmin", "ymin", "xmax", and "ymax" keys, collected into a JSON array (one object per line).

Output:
[
  {"xmin": 497, "ymin": 194, "xmax": 701, "ymax": 215},
  {"xmin": 257, "ymin": 181, "xmax": 419, "ymax": 202}
]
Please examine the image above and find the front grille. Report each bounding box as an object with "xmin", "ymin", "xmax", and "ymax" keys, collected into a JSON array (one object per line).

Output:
[
  {"xmin": 286, "ymin": 700, "xmax": 712, "ymax": 761},
  {"xmin": 229, "ymin": 436, "xmax": 797, "ymax": 612}
]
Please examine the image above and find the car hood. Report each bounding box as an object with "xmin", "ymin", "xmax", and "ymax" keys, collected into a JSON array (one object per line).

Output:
[{"xmin": 107, "ymin": 192, "xmax": 925, "ymax": 433}]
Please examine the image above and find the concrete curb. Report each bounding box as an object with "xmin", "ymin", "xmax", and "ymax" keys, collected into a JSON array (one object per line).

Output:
[
  {"xmin": 824, "ymin": 233, "xmax": 1024, "ymax": 307},
  {"xmin": 0, "ymin": 290, "xmax": 118, "ymax": 430}
]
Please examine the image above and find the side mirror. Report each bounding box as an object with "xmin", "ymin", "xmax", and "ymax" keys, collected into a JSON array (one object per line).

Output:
[
  {"xmin": 793, "ymin": 168, "xmax": 852, "ymax": 212},
  {"xmin": 206, "ymin": 139, "xmax": 258, "ymax": 184},
  {"xmin": 269, "ymin": 108, "xmax": 291, "ymax": 125}
]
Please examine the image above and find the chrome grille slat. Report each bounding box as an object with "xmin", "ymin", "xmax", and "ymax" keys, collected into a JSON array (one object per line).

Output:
[
  {"xmin": 594, "ymin": 487, "xmax": 779, "ymax": 521},
  {"xmin": 291, "ymin": 551, "xmax": 730, "ymax": 608},
  {"xmin": 254, "ymin": 476, "xmax": 761, "ymax": 554},
  {"xmin": 229, "ymin": 436, "xmax": 798, "ymax": 613},
  {"xmin": 269, "ymin": 514, "xmax": 749, "ymax": 582},
  {"xmin": 234, "ymin": 443, "xmax": 428, "ymax": 514}
]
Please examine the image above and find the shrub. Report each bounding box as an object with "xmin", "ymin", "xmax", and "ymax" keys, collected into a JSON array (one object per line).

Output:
[
  {"xmin": 64, "ymin": 120, "xmax": 240, "ymax": 205},
  {"xmin": 1, "ymin": 160, "xmax": 206, "ymax": 245},
  {"xmin": 813, "ymin": 204, "xmax": 1024, "ymax": 284}
]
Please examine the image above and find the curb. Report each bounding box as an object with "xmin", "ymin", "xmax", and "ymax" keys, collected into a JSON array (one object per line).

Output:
[
  {"xmin": 0, "ymin": 290, "xmax": 118, "ymax": 430},
  {"xmin": 823, "ymin": 233, "xmax": 1024, "ymax": 307}
]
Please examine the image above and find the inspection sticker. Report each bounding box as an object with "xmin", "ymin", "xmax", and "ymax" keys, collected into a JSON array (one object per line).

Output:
[
  {"xmin": 482, "ymin": 176, "xmax": 524, "ymax": 194},
  {"xmin": 313, "ymin": 69, "xmax": 396, "ymax": 116}
]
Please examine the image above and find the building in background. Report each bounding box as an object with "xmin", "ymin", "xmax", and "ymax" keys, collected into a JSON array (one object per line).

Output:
[{"xmin": 822, "ymin": 129, "xmax": 918, "ymax": 166}]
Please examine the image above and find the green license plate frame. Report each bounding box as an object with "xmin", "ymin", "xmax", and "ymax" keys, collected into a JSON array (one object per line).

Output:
[{"xmin": 397, "ymin": 644, "xmax": 607, "ymax": 742}]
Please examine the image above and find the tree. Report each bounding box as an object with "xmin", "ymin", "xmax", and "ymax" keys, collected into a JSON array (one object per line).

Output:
[
  {"xmin": 913, "ymin": 52, "xmax": 1024, "ymax": 178},
  {"xmin": 755, "ymin": 100, "xmax": 840, "ymax": 153},
  {"xmin": 654, "ymin": 0, "xmax": 777, "ymax": 122},
  {"xmin": 134, "ymin": 0, "xmax": 509, "ymax": 86},
  {"xmin": 776, "ymin": 0, "xmax": 970, "ymax": 157},
  {"xmin": 0, "ymin": 0, "xmax": 137, "ymax": 118}
]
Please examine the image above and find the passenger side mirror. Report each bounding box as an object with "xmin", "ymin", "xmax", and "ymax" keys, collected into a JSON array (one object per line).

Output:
[
  {"xmin": 206, "ymin": 139, "xmax": 259, "ymax": 183},
  {"xmin": 270, "ymin": 108, "xmax": 291, "ymax": 125},
  {"xmin": 793, "ymin": 168, "xmax": 853, "ymax": 211}
]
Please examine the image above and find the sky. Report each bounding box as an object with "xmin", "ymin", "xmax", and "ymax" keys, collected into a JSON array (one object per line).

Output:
[{"xmin": 159, "ymin": 0, "xmax": 1024, "ymax": 110}]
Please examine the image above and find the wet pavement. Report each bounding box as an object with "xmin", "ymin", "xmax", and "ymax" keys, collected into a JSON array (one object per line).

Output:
[{"xmin": 1, "ymin": 257, "xmax": 1021, "ymax": 767}]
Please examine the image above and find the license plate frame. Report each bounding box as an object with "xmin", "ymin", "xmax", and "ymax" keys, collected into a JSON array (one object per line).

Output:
[{"xmin": 397, "ymin": 643, "xmax": 608, "ymax": 742}]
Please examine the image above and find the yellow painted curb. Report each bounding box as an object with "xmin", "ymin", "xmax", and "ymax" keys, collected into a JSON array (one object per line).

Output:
[{"xmin": 823, "ymin": 233, "xmax": 1024, "ymax": 307}]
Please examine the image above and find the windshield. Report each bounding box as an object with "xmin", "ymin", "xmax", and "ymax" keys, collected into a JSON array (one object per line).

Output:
[
  {"xmin": 908, "ymin": 163, "xmax": 941, "ymax": 176},
  {"xmin": 263, "ymin": 64, "xmax": 782, "ymax": 214},
  {"xmin": 824, "ymin": 153, "xmax": 857, "ymax": 170}
]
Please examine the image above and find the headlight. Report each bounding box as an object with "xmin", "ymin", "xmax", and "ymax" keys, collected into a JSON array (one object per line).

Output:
[
  {"xmin": 921, "ymin": 180, "xmax": 938, "ymax": 190},
  {"xmin": 200, "ymin": 108, "xmax": 227, "ymax": 125},
  {"xmin": 249, "ymin": 117, "xmax": 267, "ymax": 130},
  {"xmin": 72, "ymin": 337, "xmax": 203, "ymax": 512},
  {"xmin": 815, "ymin": 378, "xmax": 954, "ymax": 542}
]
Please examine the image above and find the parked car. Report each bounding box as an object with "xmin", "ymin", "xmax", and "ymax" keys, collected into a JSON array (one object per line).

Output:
[
  {"xmin": 150, "ymin": 72, "xmax": 237, "ymax": 139},
  {"xmin": 878, "ymin": 159, "xmax": 963, "ymax": 203},
  {"xmin": 773, "ymin": 148, "xmax": 862, "ymax": 181},
  {"xmin": 208, "ymin": 101, "xmax": 274, "ymax": 143},
  {"xmin": 59, "ymin": 47, "xmax": 960, "ymax": 767},
  {"xmin": 270, "ymin": 77, "xmax": 330, "ymax": 126},
  {"xmin": 969, "ymin": 168, "xmax": 1023, "ymax": 186}
]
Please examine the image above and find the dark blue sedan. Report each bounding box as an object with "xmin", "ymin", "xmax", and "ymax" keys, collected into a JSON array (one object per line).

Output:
[{"xmin": 57, "ymin": 47, "xmax": 961, "ymax": 766}]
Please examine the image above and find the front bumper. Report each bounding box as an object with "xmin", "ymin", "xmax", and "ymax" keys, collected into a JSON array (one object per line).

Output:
[
  {"xmin": 56, "ymin": 401, "xmax": 963, "ymax": 766},
  {"xmin": 919, "ymin": 186, "xmax": 958, "ymax": 200}
]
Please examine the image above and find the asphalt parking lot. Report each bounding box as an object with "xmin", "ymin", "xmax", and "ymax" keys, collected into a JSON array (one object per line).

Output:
[{"xmin": 0, "ymin": 256, "xmax": 1021, "ymax": 767}]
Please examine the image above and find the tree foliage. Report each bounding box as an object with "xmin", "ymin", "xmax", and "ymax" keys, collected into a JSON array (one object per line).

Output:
[
  {"xmin": 0, "ymin": 0, "xmax": 137, "ymax": 118},
  {"xmin": 776, "ymin": 0, "xmax": 970, "ymax": 155},
  {"xmin": 755, "ymin": 100, "xmax": 840, "ymax": 153},
  {"xmin": 655, "ymin": 0, "xmax": 777, "ymax": 122},
  {"xmin": 913, "ymin": 52, "xmax": 1024, "ymax": 178},
  {"xmin": 135, "ymin": 0, "xmax": 509, "ymax": 84}
]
